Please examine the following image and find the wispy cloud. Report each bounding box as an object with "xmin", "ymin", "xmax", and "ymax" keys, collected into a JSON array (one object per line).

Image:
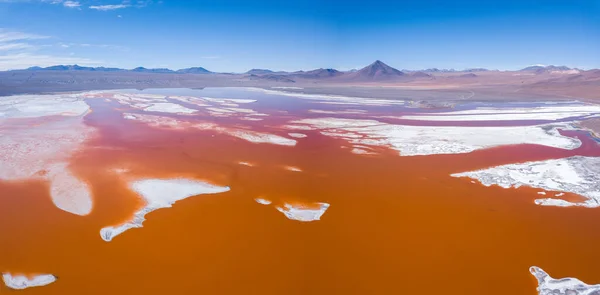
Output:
[
  {"xmin": 89, "ymin": 4, "xmax": 129, "ymax": 10},
  {"xmin": 62, "ymin": 0, "xmax": 80, "ymax": 8},
  {"xmin": 201, "ymin": 56, "xmax": 221, "ymax": 60},
  {"xmin": 0, "ymin": 28, "xmax": 106, "ymax": 70},
  {"xmin": 0, "ymin": 29, "xmax": 49, "ymax": 43},
  {"xmin": 56, "ymin": 42, "xmax": 129, "ymax": 51},
  {"xmin": 0, "ymin": 53, "xmax": 100, "ymax": 70},
  {"xmin": 0, "ymin": 43, "xmax": 34, "ymax": 51}
]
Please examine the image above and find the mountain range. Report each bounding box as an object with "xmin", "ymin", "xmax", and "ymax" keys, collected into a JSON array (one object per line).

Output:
[{"xmin": 14, "ymin": 62, "xmax": 592, "ymax": 82}]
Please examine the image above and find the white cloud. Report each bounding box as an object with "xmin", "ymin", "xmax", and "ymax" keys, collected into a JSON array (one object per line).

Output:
[
  {"xmin": 0, "ymin": 53, "xmax": 101, "ymax": 70},
  {"xmin": 0, "ymin": 29, "xmax": 49, "ymax": 43},
  {"xmin": 62, "ymin": 0, "xmax": 80, "ymax": 8},
  {"xmin": 0, "ymin": 43, "xmax": 34, "ymax": 51},
  {"xmin": 201, "ymin": 56, "xmax": 221, "ymax": 59},
  {"xmin": 89, "ymin": 4, "xmax": 129, "ymax": 10}
]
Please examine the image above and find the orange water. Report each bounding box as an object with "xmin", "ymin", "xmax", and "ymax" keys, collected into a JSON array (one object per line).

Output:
[{"xmin": 1, "ymin": 90, "xmax": 599, "ymax": 294}]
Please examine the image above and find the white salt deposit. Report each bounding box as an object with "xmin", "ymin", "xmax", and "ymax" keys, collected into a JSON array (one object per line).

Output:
[
  {"xmin": 288, "ymin": 133, "xmax": 307, "ymax": 138},
  {"xmin": 308, "ymin": 109, "xmax": 368, "ymax": 115},
  {"xmin": 537, "ymin": 191, "xmax": 547, "ymax": 195},
  {"xmin": 287, "ymin": 117, "xmax": 581, "ymax": 156},
  {"xmin": 123, "ymin": 113, "xmax": 295, "ymax": 146},
  {"xmin": 143, "ymin": 103, "xmax": 198, "ymax": 114},
  {"xmin": 0, "ymin": 95, "xmax": 95, "ymax": 215},
  {"xmin": 271, "ymin": 86, "xmax": 304, "ymax": 90},
  {"xmin": 226, "ymin": 130, "xmax": 296, "ymax": 146},
  {"xmin": 100, "ymin": 178, "xmax": 230, "ymax": 241},
  {"xmin": 452, "ymin": 156, "xmax": 600, "ymax": 208},
  {"xmin": 255, "ymin": 198, "xmax": 272, "ymax": 205},
  {"xmin": 2, "ymin": 273, "xmax": 57, "ymax": 290},
  {"xmin": 530, "ymin": 266, "xmax": 600, "ymax": 295},
  {"xmin": 276, "ymin": 202, "xmax": 330, "ymax": 222},
  {"xmin": 251, "ymin": 88, "xmax": 406, "ymax": 106},
  {"xmin": 284, "ymin": 166, "xmax": 302, "ymax": 172},
  {"xmin": 203, "ymin": 97, "xmax": 257, "ymax": 104},
  {"xmin": 238, "ymin": 162, "xmax": 253, "ymax": 167},
  {"xmin": 0, "ymin": 94, "xmax": 90, "ymax": 118},
  {"xmin": 46, "ymin": 163, "xmax": 93, "ymax": 216}
]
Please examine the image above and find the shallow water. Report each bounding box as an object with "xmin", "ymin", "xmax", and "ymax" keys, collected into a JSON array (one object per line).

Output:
[{"xmin": 1, "ymin": 87, "xmax": 599, "ymax": 294}]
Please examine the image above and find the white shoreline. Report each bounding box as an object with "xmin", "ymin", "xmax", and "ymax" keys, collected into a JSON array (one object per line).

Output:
[
  {"xmin": 100, "ymin": 178, "xmax": 230, "ymax": 241},
  {"xmin": 530, "ymin": 266, "xmax": 600, "ymax": 295},
  {"xmin": 452, "ymin": 156, "xmax": 600, "ymax": 208},
  {"xmin": 2, "ymin": 273, "xmax": 57, "ymax": 290}
]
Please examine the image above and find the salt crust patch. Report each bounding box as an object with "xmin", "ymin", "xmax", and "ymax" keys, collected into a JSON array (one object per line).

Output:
[
  {"xmin": 124, "ymin": 113, "xmax": 296, "ymax": 146},
  {"xmin": 2, "ymin": 273, "xmax": 57, "ymax": 290},
  {"xmin": 530, "ymin": 266, "xmax": 600, "ymax": 295},
  {"xmin": 0, "ymin": 94, "xmax": 90, "ymax": 118},
  {"xmin": 0, "ymin": 95, "xmax": 94, "ymax": 215},
  {"xmin": 276, "ymin": 202, "xmax": 330, "ymax": 222},
  {"xmin": 100, "ymin": 178, "xmax": 230, "ymax": 241},
  {"xmin": 452, "ymin": 156, "xmax": 600, "ymax": 208},
  {"xmin": 255, "ymin": 198, "xmax": 272, "ymax": 205},
  {"xmin": 398, "ymin": 105, "xmax": 600, "ymax": 121},
  {"xmin": 271, "ymin": 86, "xmax": 304, "ymax": 90},
  {"xmin": 308, "ymin": 109, "xmax": 368, "ymax": 115},
  {"xmin": 284, "ymin": 166, "xmax": 302, "ymax": 172},
  {"xmin": 143, "ymin": 103, "xmax": 198, "ymax": 114},
  {"xmin": 250, "ymin": 88, "xmax": 406, "ymax": 106},
  {"xmin": 288, "ymin": 133, "xmax": 307, "ymax": 138},
  {"xmin": 286, "ymin": 117, "xmax": 580, "ymax": 156}
]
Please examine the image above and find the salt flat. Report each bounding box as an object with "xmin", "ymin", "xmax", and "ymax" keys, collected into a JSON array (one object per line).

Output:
[
  {"xmin": 100, "ymin": 178, "xmax": 230, "ymax": 241},
  {"xmin": 530, "ymin": 266, "xmax": 600, "ymax": 295},
  {"xmin": 452, "ymin": 156, "xmax": 600, "ymax": 208},
  {"xmin": 2, "ymin": 273, "xmax": 57, "ymax": 290}
]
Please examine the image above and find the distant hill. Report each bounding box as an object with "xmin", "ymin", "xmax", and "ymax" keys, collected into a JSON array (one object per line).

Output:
[
  {"xmin": 344, "ymin": 60, "xmax": 405, "ymax": 81},
  {"xmin": 22, "ymin": 65, "xmax": 214, "ymax": 74},
  {"xmin": 463, "ymin": 68, "xmax": 489, "ymax": 72},
  {"xmin": 131, "ymin": 67, "xmax": 174, "ymax": 73},
  {"xmin": 409, "ymin": 71, "xmax": 432, "ymax": 78},
  {"xmin": 246, "ymin": 69, "xmax": 274, "ymax": 75},
  {"xmin": 176, "ymin": 67, "xmax": 212, "ymax": 74},
  {"xmin": 519, "ymin": 65, "xmax": 577, "ymax": 74},
  {"xmin": 28, "ymin": 65, "xmax": 124, "ymax": 72},
  {"xmin": 248, "ymin": 74, "xmax": 295, "ymax": 83},
  {"xmin": 294, "ymin": 68, "xmax": 342, "ymax": 79}
]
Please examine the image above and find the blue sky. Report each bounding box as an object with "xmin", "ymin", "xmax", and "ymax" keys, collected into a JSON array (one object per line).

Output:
[{"xmin": 0, "ymin": 0, "xmax": 598, "ymax": 71}]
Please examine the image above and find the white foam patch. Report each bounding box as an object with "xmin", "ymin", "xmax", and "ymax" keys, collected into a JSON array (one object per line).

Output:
[
  {"xmin": 2, "ymin": 273, "xmax": 57, "ymax": 290},
  {"xmin": 452, "ymin": 156, "xmax": 600, "ymax": 208},
  {"xmin": 100, "ymin": 178, "xmax": 230, "ymax": 241},
  {"xmin": 143, "ymin": 103, "xmax": 198, "ymax": 114},
  {"xmin": 276, "ymin": 202, "xmax": 330, "ymax": 222},
  {"xmin": 255, "ymin": 198, "xmax": 272, "ymax": 205},
  {"xmin": 238, "ymin": 162, "xmax": 253, "ymax": 167},
  {"xmin": 286, "ymin": 117, "xmax": 580, "ymax": 156},
  {"xmin": 530, "ymin": 266, "xmax": 600, "ymax": 295}
]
